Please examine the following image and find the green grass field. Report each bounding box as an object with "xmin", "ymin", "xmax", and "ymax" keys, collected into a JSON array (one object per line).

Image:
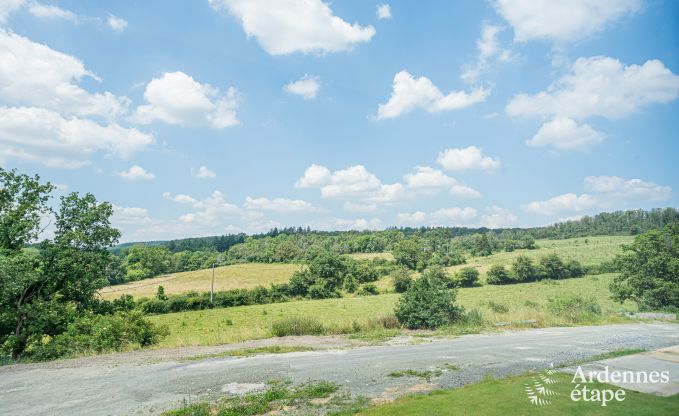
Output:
[
  {"xmin": 445, "ymin": 235, "xmax": 632, "ymax": 277},
  {"xmin": 356, "ymin": 372, "xmax": 679, "ymax": 415},
  {"xmin": 149, "ymin": 274, "xmax": 636, "ymax": 348},
  {"xmin": 99, "ymin": 263, "xmax": 302, "ymax": 300}
]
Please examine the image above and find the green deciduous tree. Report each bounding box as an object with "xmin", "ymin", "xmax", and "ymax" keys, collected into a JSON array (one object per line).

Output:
[
  {"xmin": 610, "ymin": 222, "xmax": 679, "ymax": 309},
  {"xmin": 394, "ymin": 268, "xmax": 463, "ymax": 329}
]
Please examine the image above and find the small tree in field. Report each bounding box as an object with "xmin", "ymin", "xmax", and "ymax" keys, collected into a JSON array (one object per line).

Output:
[
  {"xmin": 394, "ymin": 268, "xmax": 464, "ymax": 329},
  {"xmin": 610, "ymin": 222, "xmax": 679, "ymax": 309},
  {"xmin": 486, "ymin": 264, "xmax": 512, "ymax": 285},
  {"xmin": 454, "ymin": 267, "xmax": 480, "ymax": 287}
]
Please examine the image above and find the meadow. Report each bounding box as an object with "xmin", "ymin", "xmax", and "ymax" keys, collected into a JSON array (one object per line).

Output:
[
  {"xmin": 445, "ymin": 235, "xmax": 632, "ymax": 277},
  {"xmin": 99, "ymin": 263, "xmax": 301, "ymax": 300},
  {"xmin": 148, "ymin": 273, "xmax": 636, "ymax": 348}
]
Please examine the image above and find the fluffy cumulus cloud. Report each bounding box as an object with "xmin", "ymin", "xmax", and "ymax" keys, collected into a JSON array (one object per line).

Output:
[
  {"xmin": 284, "ymin": 75, "xmax": 320, "ymax": 100},
  {"xmin": 494, "ymin": 0, "xmax": 641, "ymax": 42},
  {"xmin": 193, "ymin": 166, "xmax": 216, "ymax": 179},
  {"xmin": 111, "ymin": 205, "xmax": 151, "ymax": 225},
  {"xmin": 307, "ymin": 217, "xmax": 381, "ymax": 231},
  {"xmin": 0, "ymin": 106, "xmax": 153, "ymax": 168},
  {"xmin": 524, "ymin": 176, "xmax": 671, "ymax": 215},
  {"xmin": 507, "ymin": 57, "xmax": 679, "ymax": 120},
  {"xmin": 480, "ymin": 206, "xmax": 518, "ymax": 228},
  {"xmin": 507, "ymin": 56, "xmax": 679, "ymax": 151},
  {"xmin": 462, "ymin": 23, "xmax": 512, "ymax": 83},
  {"xmin": 116, "ymin": 165, "xmax": 155, "ymax": 181},
  {"xmin": 437, "ymin": 146, "xmax": 500, "ymax": 172},
  {"xmin": 376, "ymin": 4, "xmax": 391, "ymax": 20},
  {"xmin": 0, "ymin": 1, "xmax": 79, "ymax": 24},
  {"xmin": 243, "ymin": 196, "xmax": 317, "ymax": 212},
  {"xmin": 296, "ymin": 163, "xmax": 480, "ymax": 211},
  {"xmin": 527, "ymin": 117, "xmax": 605, "ymax": 151},
  {"xmin": 133, "ymin": 71, "xmax": 240, "ymax": 128},
  {"xmin": 162, "ymin": 192, "xmax": 197, "ymax": 204},
  {"xmin": 208, "ymin": 0, "xmax": 375, "ymax": 55},
  {"xmin": 107, "ymin": 15, "xmax": 128, "ymax": 32},
  {"xmin": 376, "ymin": 70, "xmax": 490, "ymax": 119},
  {"xmin": 0, "ymin": 30, "xmax": 129, "ymax": 118},
  {"xmin": 584, "ymin": 176, "xmax": 671, "ymax": 201},
  {"xmin": 397, "ymin": 207, "xmax": 478, "ymax": 226}
]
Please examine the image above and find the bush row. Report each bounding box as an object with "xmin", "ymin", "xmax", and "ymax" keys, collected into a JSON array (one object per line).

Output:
[{"xmin": 486, "ymin": 254, "xmax": 586, "ymax": 285}]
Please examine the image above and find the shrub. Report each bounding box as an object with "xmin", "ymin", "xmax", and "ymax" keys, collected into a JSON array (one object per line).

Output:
[
  {"xmin": 367, "ymin": 315, "xmax": 400, "ymax": 329},
  {"xmin": 392, "ymin": 268, "xmax": 413, "ymax": 293},
  {"xmin": 25, "ymin": 311, "xmax": 168, "ymax": 360},
  {"xmin": 287, "ymin": 270, "xmax": 315, "ymax": 297},
  {"xmin": 394, "ymin": 268, "xmax": 464, "ymax": 329},
  {"xmin": 454, "ymin": 267, "xmax": 479, "ymax": 287},
  {"xmin": 486, "ymin": 264, "xmax": 513, "ymax": 285},
  {"xmin": 485, "ymin": 301, "xmax": 509, "ymax": 313},
  {"xmin": 271, "ymin": 317, "xmax": 325, "ymax": 337},
  {"xmin": 462, "ymin": 308, "xmax": 486, "ymax": 326},
  {"xmin": 511, "ymin": 256, "xmax": 539, "ymax": 282},
  {"xmin": 547, "ymin": 295, "xmax": 602, "ymax": 323},
  {"xmin": 539, "ymin": 254, "xmax": 568, "ymax": 280},
  {"xmin": 357, "ymin": 283, "xmax": 379, "ymax": 296},
  {"xmin": 565, "ymin": 259, "xmax": 586, "ymax": 278},
  {"xmin": 344, "ymin": 275, "xmax": 358, "ymax": 293},
  {"xmin": 307, "ymin": 281, "xmax": 339, "ymax": 299}
]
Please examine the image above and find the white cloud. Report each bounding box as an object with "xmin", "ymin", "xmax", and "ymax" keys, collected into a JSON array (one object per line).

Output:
[
  {"xmin": 525, "ymin": 175, "xmax": 672, "ymax": 216},
  {"xmin": 0, "ymin": 30, "xmax": 130, "ymax": 119},
  {"xmin": 523, "ymin": 193, "xmax": 598, "ymax": 216},
  {"xmin": 480, "ymin": 206, "xmax": 517, "ymax": 228},
  {"xmin": 320, "ymin": 165, "xmax": 383, "ymax": 199},
  {"xmin": 507, "ymin": 57, "xmax": 679, "ymax": 120},
  {"xmin": 403, "ymin": 166, "xmax": 455, "ymax": 189},
  {"xmin": 0, "ymin": 106, "xmax": 154, "ymax": 168},
  {"xmin": 26, "ymin": 1, "xmax": 76, "ymax": 21},
  {"xmin": 403, "ymin": 166, "xmax": 481, "ymax": 198},
  {"xmin": 376, "ymin": 70, "xmax": 490, "ymax": 119},
  {"xmin": 284, "ymin": 75, "xmax": 320, "ymax": 100},
  {"xmin": 209, "ymin": 0, "xmax": 375, "ymax": 55},
  {"xmin": 397, "ymin": 207, "xmax": 478, "ymax": 226},
  {"xmin": 308, "ymin": 217, "xmax": 382, "ymax": 231},
  {"xmin": 133, "ymin": 71, "xmax": 240, "ymax": 128},
  {"xmin": 0, "ymin": 0, "xmax": 23, "ymax": 23},
  {"xmin": 376, "ymin": 4, "xmax": 391, "ymax": 20},
  {"xmin": 343, "ymin": 202, "xmax": 378, "ymax": 212},
  {"xmin": 162, "ymin": 192, "xmax": 197, "ymax": 204},
  {"xmin": 117, "ymin": 165, "xmax": 155, "ymax": 181},
  {"xmin": 528, "ymin": 117, "xmax": 605, "ymax": 151},
  {"xmin": 193, "ymin": 165, "xmax": 216, "ymax": 179},
  {"xmin": 494, "ymin": 0, "xmax": 641, "ymax": 42},
  {"xmin": 437, "ymin": 146, "xmax": 500, "ymax": 172},
  {"xmin": 295, "ymin": 164, "xmax": 332, "ymax": 188},
  {"xmin": 451, "ymin": 184, "xmax": 482, "ymax": 198},
  {"xmin": 112, "ymin": 205, "xmax": 151, "ymax": 225},
  {"xmin": 584, "ymin": 176, "xmax": 671, "ymax": 201},
  {"xmin": 107, "ymin": 15, "xmax": 128, "ymax": 32},
  {"xmin": 461, "ymin": 23, "xmax": 512, "ymax": 83},
  {"xmin": 176, "ymin": 191, "xmax": 243, "ymax": 223},
  {"xmin": 243, "ymin": 196, "xmax": 317, "ymax": 212}
]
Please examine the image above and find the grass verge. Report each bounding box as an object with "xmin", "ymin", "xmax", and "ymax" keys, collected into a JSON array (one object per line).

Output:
[
  {"xmin": 356, "ymin": 372, "xmax": 679, "ymax": 415},
  {"xmin": 181, "ymin": 345, "xmax": 314, "ymax": 362}
]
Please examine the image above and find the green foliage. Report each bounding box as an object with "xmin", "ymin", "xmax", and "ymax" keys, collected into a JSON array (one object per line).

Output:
[
  {"xmin": 610, "ymin": 222, "xmax": 679, "ymax": 309},
  {"xmin": 392, "ymin": 268, "xmax": 413, "ymax": 293},
  {"xmin": 271, "ymin": 317, "xmax": 325, "ymax": 337},
  {"xmin": 454, "ymin": 267, "xmax": 480, "ymax": 287},
  {"xmin": 124, "ymin": 245, "xmax": 173, "ymax": 281},
  {"xmin": 511, "ymin": 256, "xmax": 539, "ymax": 282},
  {"xmin": 539, "ymin": 253, "xmax": 569, "ymax": 280},
  {"xmin": 0, "ymin": 167, "xmax": 54, "ymax": 252},
  {"xmin": 21, "ymin": 311, "xmax": 168, "ymax": 361},
  {"xmin": 392, "ymin": 238, "xmax": 427, "ymax": 271},
  {"xmin": 485, "ymin": 301, "xmax": 509, "ymax": 313},
  {"xmin": 547, "ymin": 294, "xmax": 602, "ymax": 323},
  {"xmin": 394, "ymin": 268, "xmax": 464, "ymax": 329},
  {"xmin": 156, "ymin": 285, "xmax": 167, "ymax": 300},
  {"xmin": 485, "ymin": 264, "xmax": 513, "ymax": 285},
  {"xmin": 0, "ymin": 177, "xmax": 121, "ymax": 359},
  {"xmin": 357, "ymin": 283, "xmax": 379, "ymax": 296}
]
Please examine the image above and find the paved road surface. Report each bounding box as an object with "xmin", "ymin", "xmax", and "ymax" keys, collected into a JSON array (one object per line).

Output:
[{"xmin": 1, "ymin": 323, "xmax": 678, "ymax": 415}]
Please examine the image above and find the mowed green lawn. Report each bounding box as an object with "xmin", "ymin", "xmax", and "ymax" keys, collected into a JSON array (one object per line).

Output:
[
  {"xmin": 149, "ymin": 274, "xmax": 636, "ymax": 348},
  {"xmin": 99, "ymin": 263, "xmax": 302, "ymax": 300},
  {"xmin": 445, "ymin": 235, "xmax": 633, "ymax": 277},
  {"xmin": 357, "ymin": 372, "xmax": 679, "ymax": 416}
]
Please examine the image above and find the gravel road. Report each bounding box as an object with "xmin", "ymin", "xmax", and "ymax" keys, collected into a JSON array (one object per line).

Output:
[{"xmin": 1, "ymin": 323, "xmax": 678, "ymax": 415}]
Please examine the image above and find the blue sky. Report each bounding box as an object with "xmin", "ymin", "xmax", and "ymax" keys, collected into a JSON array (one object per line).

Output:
[{"xmin": 0, "ymin": 0, "xmax": 677, "ymax": 242}]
